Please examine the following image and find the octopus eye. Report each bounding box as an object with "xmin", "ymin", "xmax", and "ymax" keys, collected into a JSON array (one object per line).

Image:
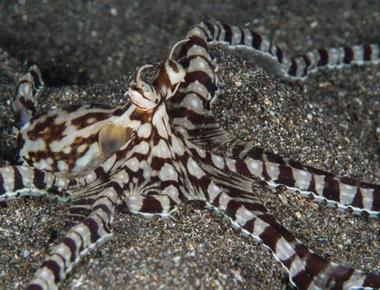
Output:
[
  {"xmin": 127, "ymin": 65, "xmax": 160, "ymax": 110},
  {"xmin": 128, "ymin": 82, "xmax": 158, "ymax": 110}
]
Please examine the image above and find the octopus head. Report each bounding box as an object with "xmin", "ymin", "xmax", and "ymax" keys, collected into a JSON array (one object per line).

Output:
[{"xmin": 127, "ymin": 64, "xmax": 160, "ymax": 110}]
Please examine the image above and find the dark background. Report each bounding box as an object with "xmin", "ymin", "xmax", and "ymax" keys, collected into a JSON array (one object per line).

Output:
[{"xmin": 1, "ymin": 1, "xmax": 378, "ymax": 86}]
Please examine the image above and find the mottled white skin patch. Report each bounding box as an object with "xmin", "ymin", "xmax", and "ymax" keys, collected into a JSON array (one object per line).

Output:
[
  {"xmin": 152, "ymin": 140, "xmax": 171, "ymax": 159},
  {"xmin": 152, "ymin": 105, "xmax": 170, "ymax": 139},
  {"xmin": 293, "ymin": 168, "xmax": 312, "ymax": 190},
  {"xmin": 235, "ymin": 206, "xmax": 254, "ymax": 225},
  {"xmin": 187, "ymin": 157, "xmax": 205, "ymax": 179},
  {"xmin": 352, "ymin": 45, "xmax": 365, "ymax": 65},
  {"xmin": 196, "ymin": 147, "xmax": 206, "ymax": 158},
  {"xmin": 137, "ymin": 123, "xmax": 152, "ymax": 138},
  {"xmin": 84, "ymin": 171, "xmax": 97, "ymax": 184},
  {"xmin": 242, "ymin": 28, "xmax": 253, "ymax": 46},
  {"xmin": 313, "ymin": 174, "xmax": 325, "ymax": 196},
  {"xmin": 211, "ymin": 154, "xmax": 225, "ymax": 169},
  {"xmin": 186, "ymin": 56, "xmax": 213, "ymax": 77},
  {"xmin": 134, "ymin": 141, "xmax": 150, "ymax": 155},
  {"xmin": 305, "ymin": 50, "xmax": 320, "ymax": 69},
  {"xmin": 289, "ymin": 256, "xmax": 305, "ymax": 280},
  {"xmin": 111, "ymin": 169, "xmax": 130, "ymax": 184},
  {"xmin": 171, "ymin": 136, "xmax": 185, "ymax": 156},
  {"xmin": 18, "ymin": 102, "xmax": 141, "ymax": 178},
  {"xmin": 251, "ymin": 217, "xmax": 268, "ymax": 238},
  {"xmin": 49, "ymin": 254, "xmax": 65, "ymax": 278},
  {"xmin": 77, "ymin": 144, "xmax": 88, "ymax": 153},
  {"xmin": 74, "ymin": 224, "xmax": 91, "ymax": 248},
  {"xmin": 265, "ymin": 162, "xmax": 280, "ymax": 180},
  {"xmin": 2, "ymin": 167, "xmax": 15, "ymax": 192},
  {"xmin": 218, "ymin": 192, "xmax": 232, "ymax": 211},
  {"xmin": 186, "ymin": 26, "xmax": 207, "ymax": 40},
  {"xmin": 231, "ymin": 25, "xmax": 242, "ymax": 45},
  {"xmin": 125, "ymin": 157, "xmax": 140, "ymax": 172},
  {"xmin": 154, "ymin": 195, "xmax": 175, "ymax": 214},
  {"xmin": 338, "ymin": 183, "xmax": 356, "ymax": 205},
  {"xmin": 57, "ymin": 160, "xmax": 69, "ymax": 172},
  {"xmin": 361, "ymin": 188, "xmax": 374, "ymax": 210},
  {"xmin": 159, "ymin": 163, "xmax": 178, "ymax": 181},
  {"xmin": 18, "ymin": 82, "xmax": 33, "ymax": 100},
  {"xmin": 226, "ymin": 159, "xmax": 236, "ymax": 172},
  {"xmin": 63, "ymin": 146, "xmax": 71, "ymax": 154},
  {"xmin": 327, "ymin": 48, "xmax": 339, "ymax": 68},
  {"xmin": 20, "ymin": 138, "xmax": 46, "ymax": 160},
  {"xmin": 72, "ymin": 143, "xmax": 101, "ymax": 174},
  {"xmin": 162, "ymin": 185, "xmax": 180, "ymax": 204},
  {"xmin": 180, "ymin": 93, "xmax": 204, "ymax": 114},
  {"xmin": 30, "ymin": 273, "xmax": 53, "ymax": 290},
  {"xmin": 56, "ymin": 177, "xmax": 69, "ymax": 188},
  {"xmin": 165, "ymin": 61, "xmax": 186, "ymax": 86},
  {"xmin": 215, "ymin": 22, "xmax": 226, "ymax": 43},
  {"xmin": 275, "ymin": 238, "xmax": 295, "ymax": 261},
  {"xmin": 245, "ymin": 158, "xmax": 263, "ymax": 177},
  {"xmin": 179, "ymin": 80, "xmax": 209, "ymax": 99},
  {"xmin": 125, "ymin": 194, "xmax": 144, "ymax": 213},
  {"xmin": 17, "ymin": 166, "xmax": 34, "ymax": 186},
  {"xmin": 207, "ymin": 181, "xmax": 222, "ymax": 202}
]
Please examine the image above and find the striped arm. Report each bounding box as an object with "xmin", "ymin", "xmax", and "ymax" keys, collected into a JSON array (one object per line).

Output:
[
  {"xmin": 198, "ymin": 20, "xmax": 286, "ymax": 73},
  {"xmin": 208, "ymin": 190, "xmax": 380, "ymax": 290},
  {"xmin": 125, "ymin": 190, "xmax": 180, "ymax": 217},
  {"xmin": 0, "ymin": 165, "xmax": 76, "ymax": 202},
  {"xmin": 13, "ymin": 61, "xmax": 44, "ymax": 128},
  {"xmin": 121, "ymin": 164, "xmax": 183, "ymax": 217},
  {"xmin": 26, "ymin": 183, "xmax": 120, "ymax": 290},
  {"xmin": 226, "ymin": 143, "xmax": 380, "ymax": 217},
  {"xmin": 190, "ymin": 143, "xmax": 380, "ymax": 217},
  {"xmin": 197, "ymin": 20, "xmax": 380, "ymax": 80},
  {"xmin": 288, "ymin": 44, "xmax": 380, "ymax": 80},
  {"xmin": 181, "ymin": 150, "xmax": 380, "ymax": 289},
  {"xmin": 169, "ymin": 23, "xmax": 227, "ymax": 150}
]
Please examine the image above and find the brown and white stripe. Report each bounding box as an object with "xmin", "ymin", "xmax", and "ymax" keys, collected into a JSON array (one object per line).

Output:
[
  {"xmin": 208, "ymin": 189, "xmax": 380, "ymax": 289},
  {"xmin": 288, "ymin": 44, "xmax": 380, "ymax": 79},
  {"xmin": 26, "ymin": 183, "xmax": 120, "ymax": 290},
  {"xmin": 232, "ymin": 145, "xmax": 380, "ymax": 217},
  {"xmin": 198, "ymin": 143, "xmax": 380, "ymax": 218},
  {"xmin": 0, "ymin": 165, "xmax": 78, "ymax": 202},
  {"xmin": 169, "ymin": 23, "xmax": 225, "ymax": 150},
  {"xmin": 124, "ymin": 187, "xmax": 180, "ymax": 217},
  {"xmin": 179, "ymin": 144, "xmax": 380, "ymax": 289}
]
